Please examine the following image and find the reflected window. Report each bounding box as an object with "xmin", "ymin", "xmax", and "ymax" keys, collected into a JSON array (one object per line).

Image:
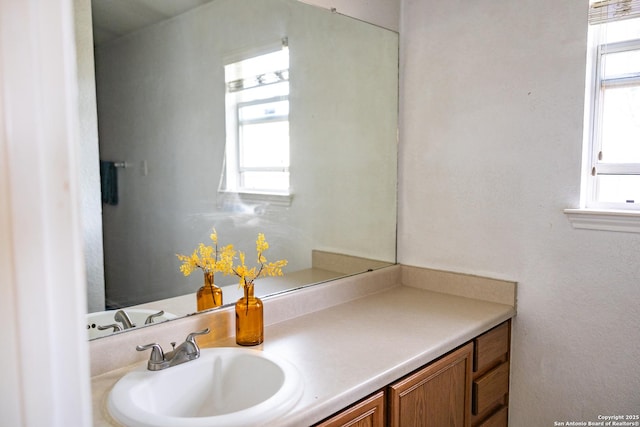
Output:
[{"xmin": 223, "ymin": 41, "xmax": 290, "ymax": 195}]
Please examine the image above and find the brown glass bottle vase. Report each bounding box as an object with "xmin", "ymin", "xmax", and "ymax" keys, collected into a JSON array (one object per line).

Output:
[
  {"xmin": 235, "ymin": 283, "xmax": 263, "ymax": 346},
  {"xmin": 196, "ymin": 272, "xmax": 223, "ymax": 311}
]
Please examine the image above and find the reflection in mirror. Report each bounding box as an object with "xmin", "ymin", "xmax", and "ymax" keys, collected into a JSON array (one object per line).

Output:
[{"xmin": 79, "ymin": 0, "xmax": 398, "ymax": 339}]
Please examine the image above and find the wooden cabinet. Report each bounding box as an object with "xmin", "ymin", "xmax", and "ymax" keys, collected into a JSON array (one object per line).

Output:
[
  {"xmin": 314, "ymin": 321, "xmax": 511, "ymax": 427},
  {"xmin": 316, "ymin": 391, "xmax": 385, "ymax": 427},
  {"xmin": 388, "ymin": 342, "xmax": 473, "ymax": 427},
  {"xmin": 472, "ymin": 321, "xmax": 511, "ymax": 427}
]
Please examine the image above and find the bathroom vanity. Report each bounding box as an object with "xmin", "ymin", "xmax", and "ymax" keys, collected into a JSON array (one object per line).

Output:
[
  {"xmin": 315, "ymin": 321, "xmax": 511, "ymax": 427},
  {"xmin": 90, "ymin": 265, "xmax": 516, "ymax": 426}
]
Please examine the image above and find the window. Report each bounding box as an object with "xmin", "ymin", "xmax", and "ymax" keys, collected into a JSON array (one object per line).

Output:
[
  {"xmin": 584, "ymin": 0, "xmax": 640, "ymax": 209},
  {"xmin": 221, "ymin": 41, "xmax": 290, "ymax": 199},
  {"xmin": 566, "ymin": 1, "xmax": 640, "ymax": 231}
]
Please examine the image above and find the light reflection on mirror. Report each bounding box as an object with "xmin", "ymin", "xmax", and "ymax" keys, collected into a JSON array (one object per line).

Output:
[{"xmin": 80, "ymin": 0, "xmax": 398, "ymax": 340}]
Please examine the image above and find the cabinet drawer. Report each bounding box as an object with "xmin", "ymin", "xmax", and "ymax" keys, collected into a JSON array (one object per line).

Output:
[
  {"xmin": 474, "ymin": 322, "xmax": 509, "ymax": 373},
  {"xmin": 477, "ymin": 405, "xmax": 508, "ymax": 427},
  {"xmin": 472, "ymin": 362, "xmax": 509, "ymax": 415}
]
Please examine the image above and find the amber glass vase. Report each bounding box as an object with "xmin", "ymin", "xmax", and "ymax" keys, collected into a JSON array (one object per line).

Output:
[
  {"xmin": 235, "ymin": 283, "xmax": 263, "ymax": 346},
  {"xmin": 196, "ymin": 272, "xmax": 223, "ymax": 311}
]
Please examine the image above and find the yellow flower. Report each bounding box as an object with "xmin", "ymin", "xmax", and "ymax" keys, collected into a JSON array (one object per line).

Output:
[
  {"xmin": 263, "ymin": 259, "xmax": 287, "ymax": 277},
  {"xmin": 176, "ymin": 253, "xmax": 197, "ymax": 276},
  {"xmin": 217, "ymin": 244, "xmax": 236, "ymax": 275},
  {"xmin": 230, "ymin": 233, "xmax": 287, "ymax": 288},
  {"xmin": 256, "ymin": 233, "xmax": 269, "ymax": 254},
  {"xmin": 177, "ymin": 230, "xmax": 286, "ymax": 289},
  {"xmin": 176, "ymin": 228, "xmax": 236, "ymax": 277}
]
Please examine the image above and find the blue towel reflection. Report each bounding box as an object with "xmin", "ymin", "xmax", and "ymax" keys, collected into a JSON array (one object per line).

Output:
[{"xmin": 100, "ymin": 161, "xmax": 119, "ymax": 205}]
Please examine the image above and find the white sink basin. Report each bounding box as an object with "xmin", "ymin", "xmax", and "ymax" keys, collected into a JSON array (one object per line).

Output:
[
  {"xmin": 107, "ymin": 347, "xmax": 304, "ymax": 427},
  {"xmin": 87, "ymin": 309, "xmax": 177, "ymax": 339}
]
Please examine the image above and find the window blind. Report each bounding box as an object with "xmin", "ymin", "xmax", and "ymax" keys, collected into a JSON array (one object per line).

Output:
[{"xmin": 589, "ymin": 0, "xmax": 640, "ymax": 24}]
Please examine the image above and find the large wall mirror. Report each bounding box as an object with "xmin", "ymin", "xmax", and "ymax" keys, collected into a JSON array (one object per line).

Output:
[{"xmin": 78, "ymin": 0, "xmax": 398, "ymax": 340}]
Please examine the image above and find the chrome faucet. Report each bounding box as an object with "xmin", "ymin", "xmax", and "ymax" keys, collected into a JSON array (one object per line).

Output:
[
  {"xmin": 136, "ymin": 328, "xmax": 210, "ymax": 371},
  {"xmin": 114, "ymin": 309, "xmax": 135, "ymax": 329},
  {"xmin": 96, "ymin": 309, "xmax": 166, "ymax": 335}
]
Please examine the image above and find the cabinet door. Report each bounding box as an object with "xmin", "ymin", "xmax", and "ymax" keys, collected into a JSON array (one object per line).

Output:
[
  {"xmin": 388, "ymin": 343, "xmax": 473, "ymax": 427},
  {"xmin": 315, "ymin": 390, "xmax": 385, "ymax": 427}
]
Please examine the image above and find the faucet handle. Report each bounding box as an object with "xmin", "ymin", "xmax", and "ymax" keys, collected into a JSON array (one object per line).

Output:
[
  {"xmin": 97, "ymin": 323, "xmax": 123, "ymax": 332},
  {"xmin": 136, "ymin": 343, "xmax": 165, "ymax": 363},
  {"xmin": 144, "ymin": 310, "xmax": 165, "ymax": 325},
  {"xmin": 183, "ymin": 328, "xmax": 210, "ymax": 358},
  {"xmin": 186, "ymin": 328, "xmax": 210, "ymax": 343},
  {"xmin": 185, "ymin": 328, "xmax": 209, "ymax": 350}
]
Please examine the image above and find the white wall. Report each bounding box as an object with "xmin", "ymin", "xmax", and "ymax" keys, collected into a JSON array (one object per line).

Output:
[
  {"xmin": 1, "ymin": 0, "xmax": 92, "ymax": 425},
  {"xmin": 399, "ymin": 0, "xmax": 640, "ymax": 424}
]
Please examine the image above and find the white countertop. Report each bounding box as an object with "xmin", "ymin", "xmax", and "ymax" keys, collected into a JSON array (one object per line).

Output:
[{"xmin": 91, "ymin": 283, "xmax": 515, "ymax": 426}]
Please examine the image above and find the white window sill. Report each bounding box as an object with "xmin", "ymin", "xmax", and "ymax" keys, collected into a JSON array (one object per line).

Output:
[
  {"xmin": 217, "ymin": 190, "xmax": 292, "ymax": 208},
  {"xmin": 564, "ymin": 208, "xmax": 640, "ymax": 233}
]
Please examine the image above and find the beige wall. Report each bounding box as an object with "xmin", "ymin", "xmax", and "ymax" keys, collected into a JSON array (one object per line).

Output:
[{"xmin": 398, "ymin": 0, "xmax": 640, "ymax": 424}]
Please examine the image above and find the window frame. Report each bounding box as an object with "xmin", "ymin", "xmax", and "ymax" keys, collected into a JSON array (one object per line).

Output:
[
  {"xmin": 234, "ymin": 94, "xmax": 290, "ymax": 193},
  {"xmin": 219, "ymin": 43, "xmax": 292, "ymax": 205},
  {"xmin": 565, "ymin": 7, "xmax": 640, "ymax": 232},
  {"xmin": 586, "ymin": 36, "xmax": 640, "ymax": 210}
]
